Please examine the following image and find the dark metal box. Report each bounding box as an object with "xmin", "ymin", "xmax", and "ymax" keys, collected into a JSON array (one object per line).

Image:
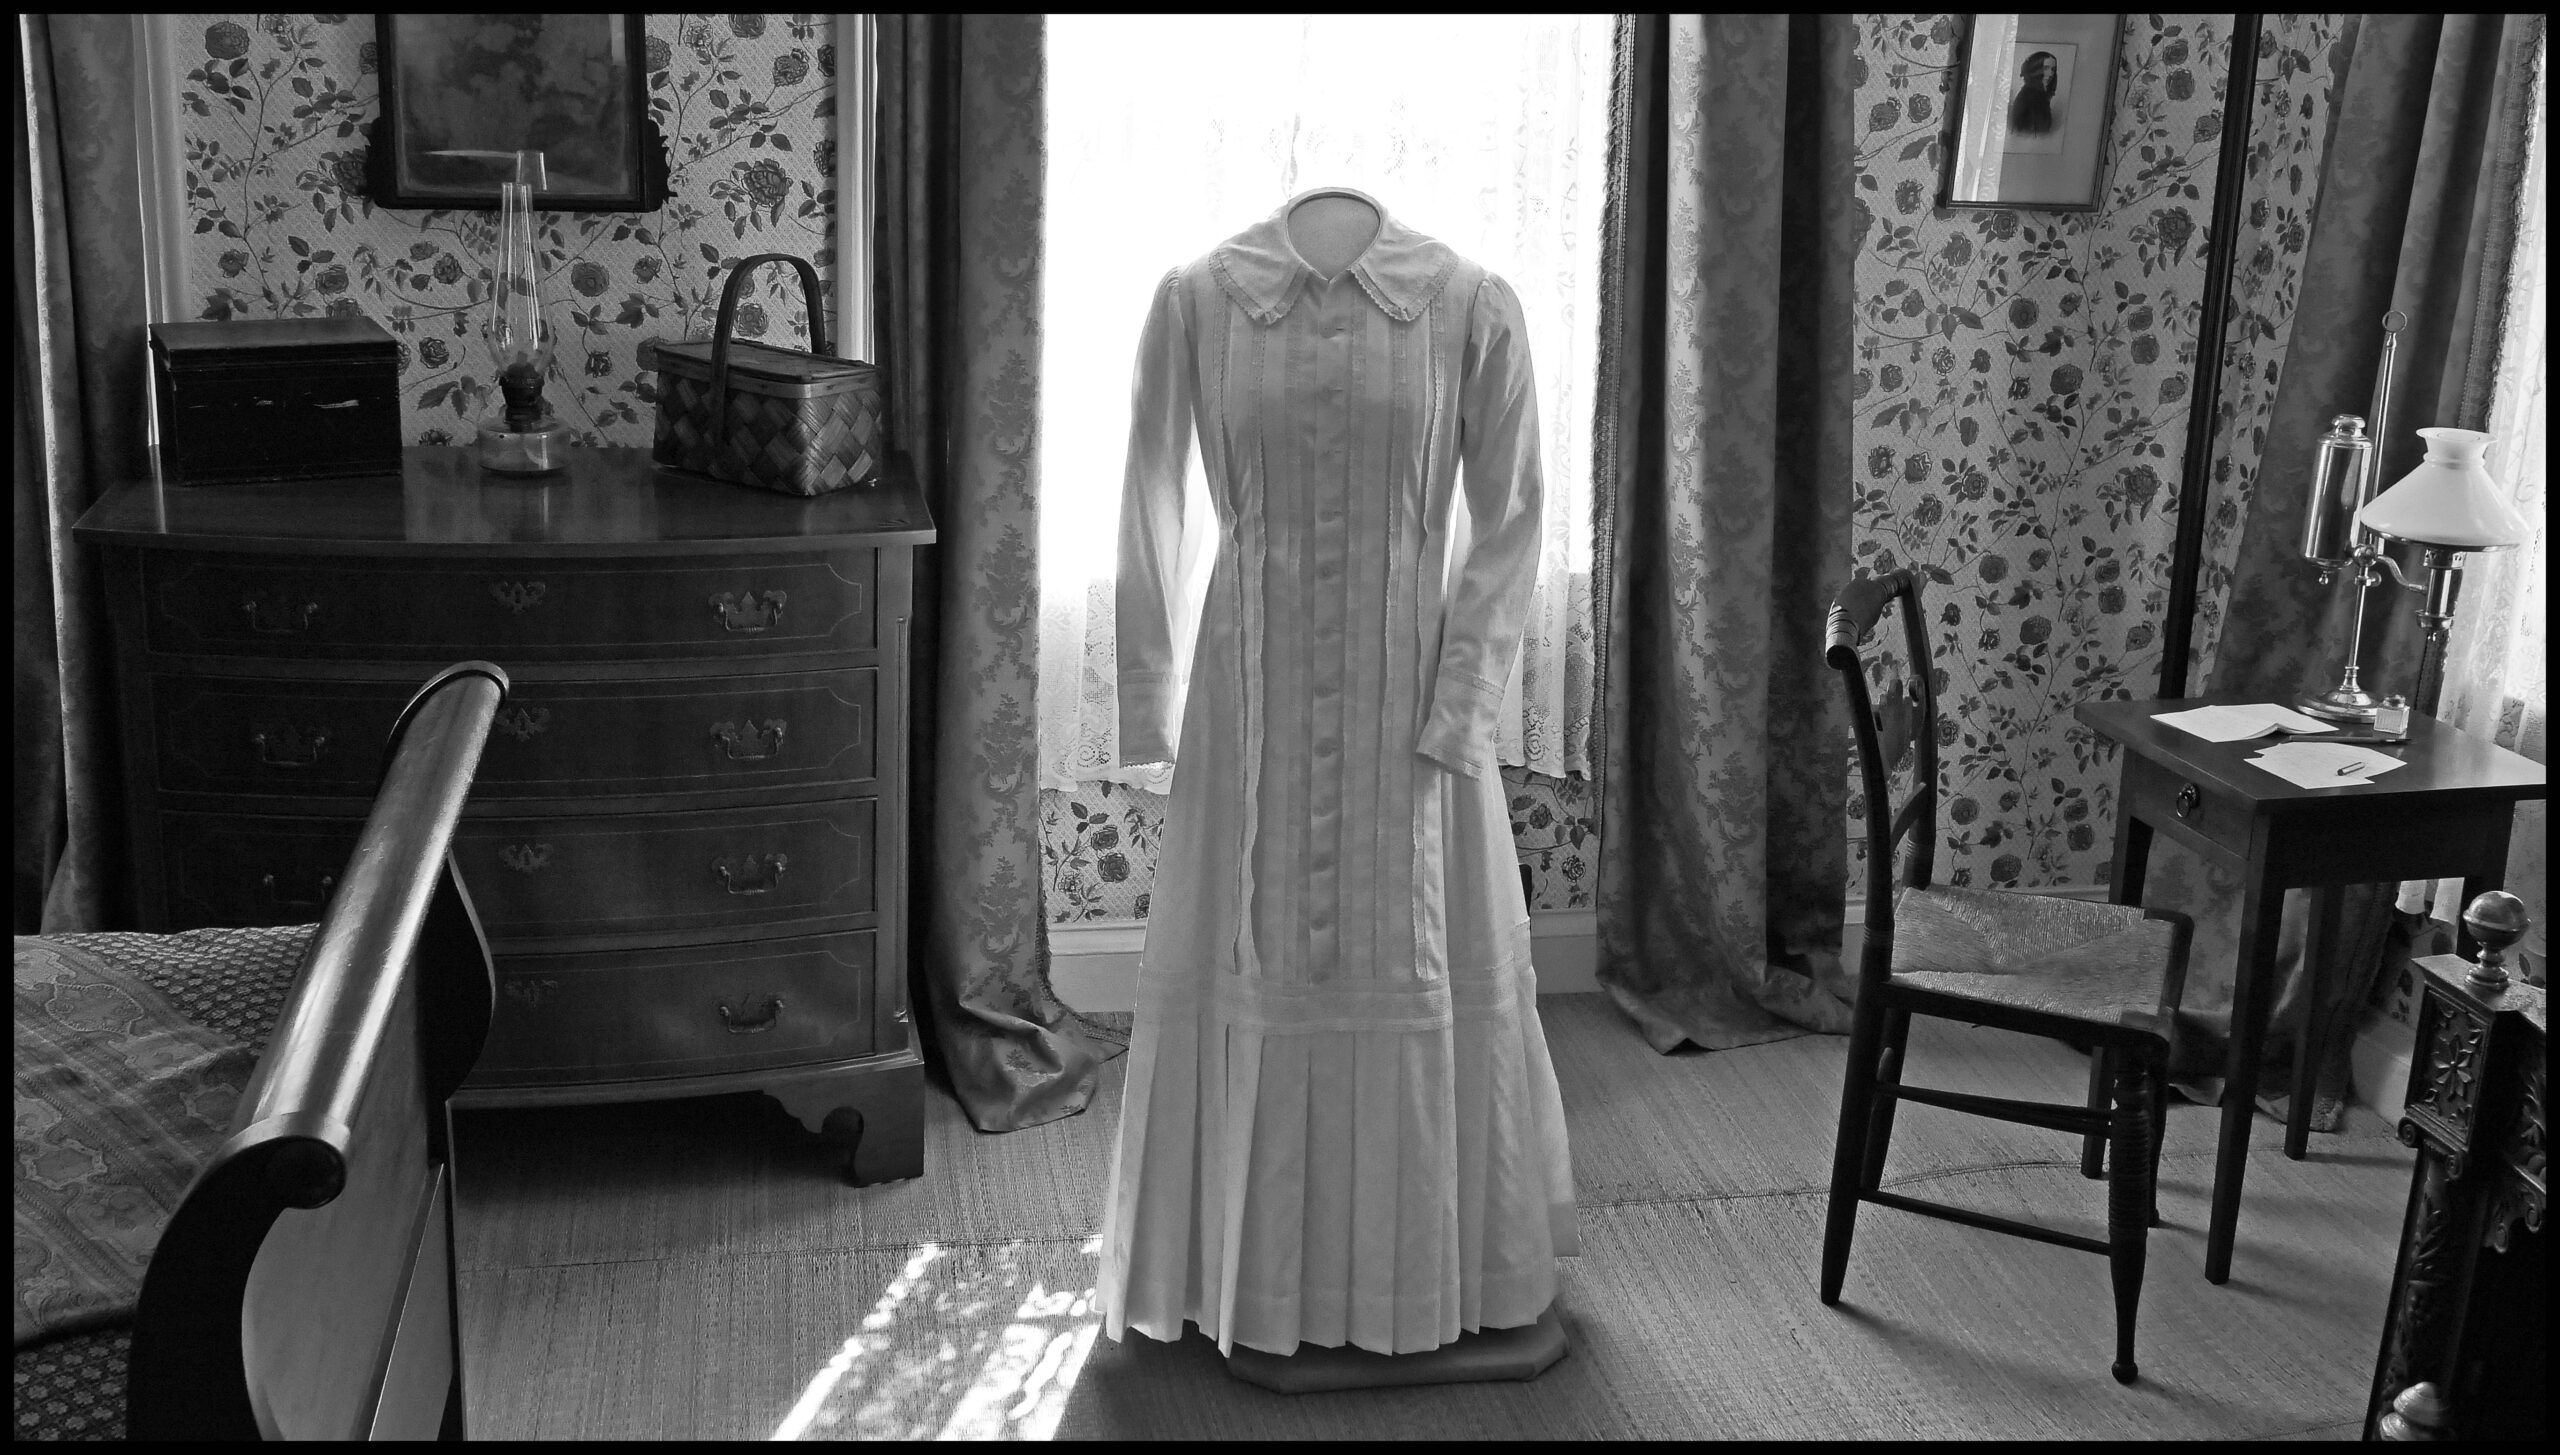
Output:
[{"xmin": 150, "ymin": 317, "xmax": 404, "ymax": 485}]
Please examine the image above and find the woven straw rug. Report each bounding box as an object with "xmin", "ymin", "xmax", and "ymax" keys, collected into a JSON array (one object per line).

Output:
[{"xmin": 453, "ymin": 995, "xmax": 2405, "ymax": 1440}]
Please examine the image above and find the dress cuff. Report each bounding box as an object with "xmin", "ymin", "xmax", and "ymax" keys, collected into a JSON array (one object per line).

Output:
[
  {"xmin": 1119, "ymin": 672, "xmax": 1182, "ymax": 768},
  {"xmin": 1414, "ymin": 669, "xmax": 1502, "ymax": 779}
]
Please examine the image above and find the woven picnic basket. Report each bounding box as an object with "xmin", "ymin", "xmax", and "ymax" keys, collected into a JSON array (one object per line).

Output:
[{"xmin": 644, "ymin": 252, "xmax": 881, "ymax": 495}]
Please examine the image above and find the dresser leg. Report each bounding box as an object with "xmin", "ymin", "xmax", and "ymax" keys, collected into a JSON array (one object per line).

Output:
[{"xmin": 768, "ymin": 1062, "xmax": 927, "ymax": 1187}]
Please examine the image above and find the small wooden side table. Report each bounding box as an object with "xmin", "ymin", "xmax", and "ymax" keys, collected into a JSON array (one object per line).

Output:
[
  {"xmin": 2363, "ymin": 955, "xmax": 2545, "ymax": 1441},
  {"xmin": 2074, "ymin": 695, "xmax": 2544, "ymax": 1285}
]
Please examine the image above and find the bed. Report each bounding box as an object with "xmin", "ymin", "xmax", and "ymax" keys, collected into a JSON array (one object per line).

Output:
[{"xmin": 14, "ymin": 662, "xmax": 507, "ymax": 1440}]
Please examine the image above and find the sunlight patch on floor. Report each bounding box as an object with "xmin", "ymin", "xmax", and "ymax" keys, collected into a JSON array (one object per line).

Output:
[{"xmin": 771, "ymin": 1237, "xmax": 1107, "ymax": 1441}]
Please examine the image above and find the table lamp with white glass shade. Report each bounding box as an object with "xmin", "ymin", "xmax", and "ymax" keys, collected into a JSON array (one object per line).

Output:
[{"xmin": 2353, "ymin": 426, "xmax": 2531, "ymax": 718}]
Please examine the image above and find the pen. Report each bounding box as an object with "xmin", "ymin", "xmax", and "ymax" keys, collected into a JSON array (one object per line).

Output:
[{"xmin": 2335, "ymin": 762, "xmax": 2365, "ymax": 777}]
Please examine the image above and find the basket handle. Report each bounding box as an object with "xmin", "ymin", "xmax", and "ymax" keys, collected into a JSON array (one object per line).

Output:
[{"xmin": 707, "ymin": 253, "xmax": 832, "ymax": 436}]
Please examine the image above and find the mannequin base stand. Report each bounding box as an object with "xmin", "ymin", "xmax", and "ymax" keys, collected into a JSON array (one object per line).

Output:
[{"xmin": 1222, "ymin": 1308, "xmax": 1568, "ymax": 1394}]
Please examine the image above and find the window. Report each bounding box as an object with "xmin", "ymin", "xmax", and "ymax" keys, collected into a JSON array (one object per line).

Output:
[{"xmin": 1037, "ymin": 13, "xmax": 1613, "ymax": 793}]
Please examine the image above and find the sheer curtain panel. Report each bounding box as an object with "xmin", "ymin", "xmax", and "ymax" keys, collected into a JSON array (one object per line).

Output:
[{"xmin": 1038, "ymin": 14, "xmax": 1610, "ymax": 793}]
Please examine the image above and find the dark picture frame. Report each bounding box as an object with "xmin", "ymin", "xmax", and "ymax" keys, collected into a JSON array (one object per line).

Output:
[
  {"xmin": 364, "ymin": 14, "xmax": 668, "ymax": 212},
  {"xmin": 1941, "ymin": 13, "xmax": 2123, "ymax": 211}
]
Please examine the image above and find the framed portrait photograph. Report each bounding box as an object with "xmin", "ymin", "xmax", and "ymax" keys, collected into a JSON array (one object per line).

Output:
[
  {"xmin": 365, "ymin": 14, "xmax": 669, "ymax": 211},
  {"xmin": 1941, "ymin": 13, "xmax": 2123, "ymax": 211}
]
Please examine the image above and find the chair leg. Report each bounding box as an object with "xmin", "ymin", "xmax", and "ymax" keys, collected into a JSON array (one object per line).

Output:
[
  {"xmin": 1821, "ymin": 1003, "xmax": 1888, "ymax": 1306},
  {"xmin": 1860, "ymin": 1008, "xmax": 1911, "ymax": 1192},
  {"xmin": 2081, "ymin": 1045, "xmax": 2110, "ymax": 1179},
  {"xmin": 2147, "ymin": 1059, "xmax": 2169, "ymax": 1227},
  {"xmin": 2107, "ymin": 1055, "xmax": 2157, "ymax": 1385}
]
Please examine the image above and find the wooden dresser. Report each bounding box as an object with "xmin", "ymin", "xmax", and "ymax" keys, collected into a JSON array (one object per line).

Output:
[{"xmin": 73, "ymin": 447, "xmax": 934, "ymax": 1184}]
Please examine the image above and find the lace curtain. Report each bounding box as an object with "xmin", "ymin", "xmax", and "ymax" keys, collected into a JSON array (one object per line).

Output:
[
  {"xmin": 2401, "ymin": 50, "xmax": 2547, "ymax": 933},
  {"xmin": 1039, "ymin": 13, "xmax": 1611, "ymax": 793}
]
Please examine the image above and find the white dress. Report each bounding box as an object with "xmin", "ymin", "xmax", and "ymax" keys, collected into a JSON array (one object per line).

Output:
[{"xmin": 1098, "ymin": 188, "xmax": 1578, "ymax": 1357}]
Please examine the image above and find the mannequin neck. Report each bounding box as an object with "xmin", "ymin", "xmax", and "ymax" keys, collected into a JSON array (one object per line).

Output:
[{"xmin": 1287, "ymin": 193, "xmax": 1381, "ymax": 280}]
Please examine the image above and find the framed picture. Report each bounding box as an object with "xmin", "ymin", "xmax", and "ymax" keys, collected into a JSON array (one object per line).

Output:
[
  {"xmin": 1941, "ymin": 14, "xmax": 2123, "ymax": 211},
  {"xmin": 364, "ymin": 14, "xmax": 668, "ymax": 211}
]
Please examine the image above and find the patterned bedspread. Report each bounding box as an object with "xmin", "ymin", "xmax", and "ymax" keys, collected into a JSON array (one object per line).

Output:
[{"xmin": 11, "ymin": 926, "xmax": 313, "ymax": 1441}]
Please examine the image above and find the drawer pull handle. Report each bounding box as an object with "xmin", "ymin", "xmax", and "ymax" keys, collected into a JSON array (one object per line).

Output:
[
  {"xmin": 710, "ymin": 589, "xmax": 788, "ymax": 634},
  {"xmin": 713, "ymin": 852, "xmax": 789, "ymax": 895},
  {"xmin": 240, "ymin": 593, "xmax": 321, "ymax": 635},
  {"xmin": 313, "ymin": 398, "xmax": 360, "ymax": 410},
  {"xmin": 494, "ymin": 705, "xmax": 551, "ymax": 740},
  {"xmin": 490, "ymin": 580, "xmax": 548, "ymax": 614},
  {"xmin": 2174, "ymin": 782, "xmax": 2202, "ymax": 822},
  {"xmin": 711, "ymin": 716, "xmax": 789, "ymax": 762},
  {"xmin": 261, "ymin": 872, "xmax": 335, "ymax": 911},
  {"xmin": 251, "ymin": 723, "xmax": 331, "ymax": 768},
  {"xmin": 500, "ymin": 842, "xmax": 554, "ymax": 874},
  {"xmin": 717, "ymin": 996, "xmax": 785, "ymax": 1034}
]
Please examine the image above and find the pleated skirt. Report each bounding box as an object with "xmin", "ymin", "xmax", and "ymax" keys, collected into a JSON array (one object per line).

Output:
[{"xmin": 1099, "ymin": 928, "xmax": 1579, "ymax": 1357}]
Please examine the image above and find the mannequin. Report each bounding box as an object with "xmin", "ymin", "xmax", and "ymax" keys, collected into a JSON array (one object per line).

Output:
[
  {"xmin": 1285, "ymin": 190, "xmax": 1380, "ymax": 277},
  {"xmin": 1102, "ymin": 184, "xmax": 1576, "ymax": 1394},
  {"xmin": 1221, "ymin": 187, "xmax": 1571, "ymax": 1397}
]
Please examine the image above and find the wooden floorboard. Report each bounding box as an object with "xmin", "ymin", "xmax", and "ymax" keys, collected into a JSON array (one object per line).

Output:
[{"xmin": 452, "ymin": 994, "xmax": 2407, "ymax": 1440}]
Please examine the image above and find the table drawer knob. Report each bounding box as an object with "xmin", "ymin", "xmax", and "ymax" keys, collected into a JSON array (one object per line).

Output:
[
  {"xmin": 717, "ymin": 995, "xmax": 785, "ymax": 1034},
  {"xmin": 2174, "ymin": 782, "xmax": 2202, "ymax": 822}
]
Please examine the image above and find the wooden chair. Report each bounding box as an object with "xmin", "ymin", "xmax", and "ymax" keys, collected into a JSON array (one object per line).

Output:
[{"xmin": 1818, "ymin": 570, "xmax": 2192, "ymax": 1384}]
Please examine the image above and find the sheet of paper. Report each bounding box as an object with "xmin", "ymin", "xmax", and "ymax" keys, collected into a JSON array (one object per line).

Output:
[
  {"xmin": 2153, "ymin": 702, "xmax": 2338, "ymax": 742},
  {"xmin": 2247, "ymin": 741, "xmax": 2410, "ymax": 790}
]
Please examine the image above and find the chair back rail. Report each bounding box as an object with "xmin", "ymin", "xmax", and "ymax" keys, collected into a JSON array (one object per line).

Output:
[
  {"xmin": 1825, "ymin": 569, "xmax": 1940, "ymax": 977},
  {"xmin": 127, "ymin": 663, "xmax": 506, "ymax": 1440}
]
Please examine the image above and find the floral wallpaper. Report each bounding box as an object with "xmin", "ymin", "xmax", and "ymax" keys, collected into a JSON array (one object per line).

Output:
[
  {"xmin": 1844, "ymin": 14, "xmax": 2342, "ymax": 892},
  {"xmin": 171, "ymin": 14, "xmax": 841, "ymax": 446},
  {"xmin": 167, "ymin": 14, "xmax": 2336, "ymax": 921}
]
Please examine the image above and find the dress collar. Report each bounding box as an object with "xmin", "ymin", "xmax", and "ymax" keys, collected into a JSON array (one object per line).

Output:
[{"xmin": 1208, "ymin": 186, "xmax": 1460, "ymax": 325}]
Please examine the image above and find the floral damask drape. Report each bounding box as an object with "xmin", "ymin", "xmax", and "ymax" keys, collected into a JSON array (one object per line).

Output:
[
  {"xmin": 14, "ymin": 15, "xmax": 151, "ymax": 934},
  {"xmin": 2156, "ymin": 14, "xmax": 2547, "ymax": 1126},
  {"xmin": 2399, "ymin": 32, "xmax": 2545, "ymax": 959},
  {"xmin": 876, "ymin": 14, "xmax": 1123, "ymax": 1131},
  {"xmin": 1591, "ymin": 14, "xmax": 1862, "ymax": 1053},
  {"xmin": 1035, "ymin": 14, "xmax": 1609, "ymax": 793}
]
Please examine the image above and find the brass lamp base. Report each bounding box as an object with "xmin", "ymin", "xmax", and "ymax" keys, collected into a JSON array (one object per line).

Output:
[{"xmin": 2296, "ymin": 685, "xmax": 2380, "ymax": 723}]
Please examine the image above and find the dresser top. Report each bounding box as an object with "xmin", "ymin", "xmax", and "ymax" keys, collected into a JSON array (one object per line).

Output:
[{"xmin": 73, "ymin": 447, "xmax": 936, "ymax": 557}]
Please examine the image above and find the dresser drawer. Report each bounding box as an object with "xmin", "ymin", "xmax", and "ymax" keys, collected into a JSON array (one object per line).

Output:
[
  {"xmin": 472, "ymin": 930, "xmax": 881, "ymax": 1084},
  {"xmin": 161, "ymin": 799, "xmax": 878, "ymax": 939},
  {"xmin": 152, "ymin": 668, "xmax": 877, "ymax": 800},
  {"xmin": 143, "ymin": 551, "xmax": 875, "ymax": 661},
  {"xmin": 453, "ymin": 799, "xmax": 875, "ymax": 942}
]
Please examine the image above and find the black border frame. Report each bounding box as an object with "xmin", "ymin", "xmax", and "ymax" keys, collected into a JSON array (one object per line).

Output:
[
  {"xmin": 1939, "ymin": 13, "xmax": 2126, "ymax": 213},
  {"xmin": 364, "ymin": 14, "xmax": 669, "ymax": 212}
]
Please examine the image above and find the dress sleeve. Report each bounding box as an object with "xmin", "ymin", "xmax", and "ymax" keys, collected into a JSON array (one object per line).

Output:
[
  {"xmin": 1415, "ymin": 273, "xmax": 1545, "ymax": 780},
  {"xmin": 1114, "ymin": 270, "xmax": 1199, "ymax": 769}
]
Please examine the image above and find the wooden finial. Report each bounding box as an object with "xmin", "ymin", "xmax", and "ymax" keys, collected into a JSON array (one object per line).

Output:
[{"xmin": 2459, "ymin": 890, "xmax": 2528, "ymax": 992}]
